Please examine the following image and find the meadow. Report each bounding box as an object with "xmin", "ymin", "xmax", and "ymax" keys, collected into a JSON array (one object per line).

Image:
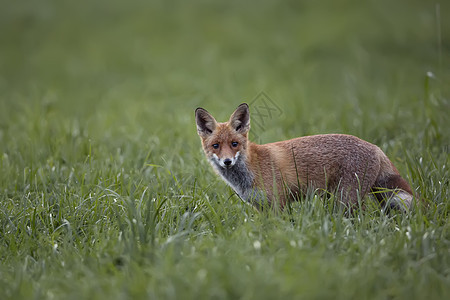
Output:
[{"xmin": 0, "ymin": 0, "xmax": 449, "ymax": 299}]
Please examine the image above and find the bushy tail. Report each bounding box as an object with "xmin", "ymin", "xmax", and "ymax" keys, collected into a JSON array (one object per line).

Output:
[{"xmin": 372, "ymin": 174, "xmax": 414, "ymax": 211}]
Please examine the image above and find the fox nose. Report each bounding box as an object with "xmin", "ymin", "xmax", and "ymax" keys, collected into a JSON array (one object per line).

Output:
[{"xmin": 223, "ymin": 159, "xmax": 232, "ymax": 166}]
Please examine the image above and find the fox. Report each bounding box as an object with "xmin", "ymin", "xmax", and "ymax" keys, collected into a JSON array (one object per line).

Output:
[{"xmin": 195, "ymin": 103, "xmax": 414, "ymax": 211}]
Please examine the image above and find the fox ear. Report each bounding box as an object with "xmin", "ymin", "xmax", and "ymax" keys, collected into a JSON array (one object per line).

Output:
[
  {"xmin": 195, "ymin": 107, "xmax": 217, "ymax": 137},
  {"xmin": 229, "ymin": 103, "xmax": 250, "ymax": 134}
]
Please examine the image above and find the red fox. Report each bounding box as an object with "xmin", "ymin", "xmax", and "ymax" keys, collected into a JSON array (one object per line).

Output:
[{"xmin": 195, "ymin": 103, "xmax": 414, "ymax": 211}]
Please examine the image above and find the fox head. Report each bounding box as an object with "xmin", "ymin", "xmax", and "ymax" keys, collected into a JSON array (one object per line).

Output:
[{"xmin": 195, "ymin": 103, "xmax": 250, "ymax": 169}]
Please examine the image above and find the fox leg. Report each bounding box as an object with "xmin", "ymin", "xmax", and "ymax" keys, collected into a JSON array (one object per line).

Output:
[{"xmin": 335, "ymin": 159, "xmax": 380, "ymax": 206}]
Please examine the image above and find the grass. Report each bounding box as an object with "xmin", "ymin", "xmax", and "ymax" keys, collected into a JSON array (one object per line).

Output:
[{"xmin": 0, "ymin": 0, "xmax": 449, "ymax": 299}]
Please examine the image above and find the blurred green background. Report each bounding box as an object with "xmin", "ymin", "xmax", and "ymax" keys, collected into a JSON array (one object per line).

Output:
[
  {"xmin": 1, "ymin": 0, "xmax": 448, "ymax": 145},
  {"xmin": 0, "ymin": 1, "xmax": 449, "ymax": 299}
]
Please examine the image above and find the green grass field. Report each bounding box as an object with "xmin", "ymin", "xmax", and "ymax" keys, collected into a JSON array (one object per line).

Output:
[{"xmin": 1, "ymin": 0, "xmax": 449, "ymax": 299}]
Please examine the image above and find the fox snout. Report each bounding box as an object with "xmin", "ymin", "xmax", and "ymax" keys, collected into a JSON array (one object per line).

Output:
[{"xmin": 212, "ymin": 152, "xmax": 240, "ymax": 169}]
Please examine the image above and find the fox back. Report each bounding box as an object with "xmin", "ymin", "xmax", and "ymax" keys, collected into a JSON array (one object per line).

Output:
[{"xmin": 195, "ymin": 103, "xmax": 414, "ymax": 211}]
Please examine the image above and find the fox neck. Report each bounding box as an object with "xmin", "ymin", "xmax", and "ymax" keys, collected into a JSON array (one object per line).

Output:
[{"xmin": 210, "ymin": 152, "xmax": 255, "ymax": 202}]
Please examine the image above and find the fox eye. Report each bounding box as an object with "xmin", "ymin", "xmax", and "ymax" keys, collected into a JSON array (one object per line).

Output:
[
  {"xmin": 231, "ymin": 141, "xmax": 238, "ymax": 147},
  {"xmin": 212, "ymin": 143, "xmax": 219, "ymax": 149}
]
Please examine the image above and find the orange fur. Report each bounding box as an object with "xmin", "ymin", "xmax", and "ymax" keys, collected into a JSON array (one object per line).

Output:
[{"xmin": 195, "ymin": 103, "xmax": 414, "ymax": 211}]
